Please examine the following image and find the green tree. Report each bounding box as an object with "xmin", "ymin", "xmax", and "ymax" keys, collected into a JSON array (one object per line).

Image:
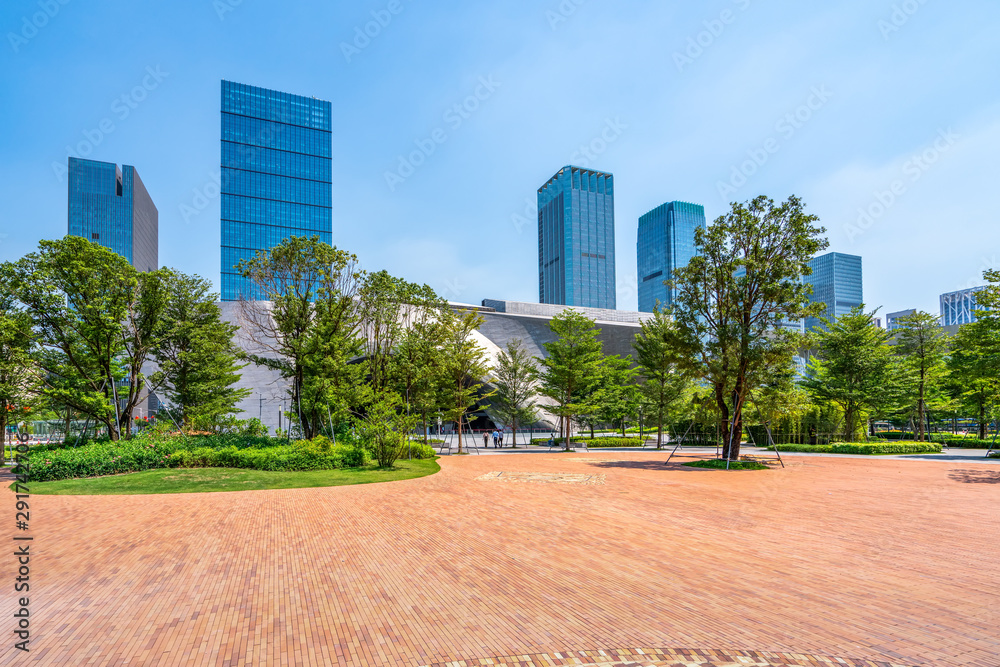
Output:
[
  {"xmin": 237, "ymin": 236, "xmax": 365, "ymax": 439},
  {"xmin": 633, "ymin": 308, "xmax": 690, "ymax": 448},
  {"xmin": 895, "ymin": 311, "xmax": 950, "ymax": 441},
  {"xmin": 356, "ymin": 392, "xmax": 414, "ymax": 468},
  {"xmin": 592, "ymin": 354, "xmax": 641, "ymax": 437},
  {"xmin": 394, "ymin": 318, "xmax": 446, "ymax": 444},
  {"xmin": 438, "ymin": 309, "xmax": 494, "ymax": 454},
  {"xmin": 671, "ymin": 195, "xmax": 827, "ymax": 459},
  {"xmin": 2, "ymin": 237, "xmax": 165, "ymax": 440},
  {"xmin": 948, "ymin": 319, "xmax": 1000, "ymax": 440},
  {"xmin": 802, "ymin": 307, "xmax": 896, "ymax": 441},
  {"xmin": 0, "ymin": 290, "xmax": 37, "ymax": 450},
  {"xmin": 488, "ymin": 338, "xmax": 539, "ymax": 448},
  {"xmin": 536, "ymin": 310, "xmax": 606, "ymax": 450},
  {"xmin": 358, "ymin": 270, "xmax": 442, "ymax": 399},
  {"xmin": 152, "ymin": 270, "xmax": 250, "ymax": 431}
]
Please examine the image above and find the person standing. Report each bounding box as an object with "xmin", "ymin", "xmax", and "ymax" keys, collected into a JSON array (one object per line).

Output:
[{"xmin": 482, "ymin": 431, "xmax": 489, "ymax": 449}]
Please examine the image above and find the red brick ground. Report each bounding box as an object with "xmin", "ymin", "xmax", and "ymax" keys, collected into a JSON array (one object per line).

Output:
[{"xmin": 2, "ymin": 453, "xmax": 997, "ymax": 666}]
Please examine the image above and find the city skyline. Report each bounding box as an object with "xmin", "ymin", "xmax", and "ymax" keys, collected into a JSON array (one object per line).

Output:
[
  {"xmin": 804, "ymin": 251, "xmax": 864, "ymax": 332},
  {"xmin": 636, "ymin": 201, "xmax": 705, "ymax": 313},
  {"xmin": 67, "ymin": 157, "xmax": 158, "ymax": 272},
  {"xmin": 219, "ymin": 80, "xmax": 333, "ymax": 301},
  {"xmin": 2, "ymin": 1, "xmax": 998, "ymax": 317},
  {"xmin": 538, "ymin": 165, "xmax": 616, "ymax": 310}
]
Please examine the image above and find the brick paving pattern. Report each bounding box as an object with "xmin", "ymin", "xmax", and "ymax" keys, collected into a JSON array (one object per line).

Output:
[{"xmin": 2, "ymin": 453, "xmax": 996, "ymax": 666}]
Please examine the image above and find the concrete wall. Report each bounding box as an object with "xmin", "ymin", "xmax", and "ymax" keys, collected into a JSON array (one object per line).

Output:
[{"xmin": 211, "ymin": 302, "xmax": 644, "ymax": 434}]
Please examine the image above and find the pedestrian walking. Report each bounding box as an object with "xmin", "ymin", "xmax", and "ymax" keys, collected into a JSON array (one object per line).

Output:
[
  {"xmin": 498, "ymin": 430, "xmax": 504, "ymax": 447},
  {"xmin": 482, "ymin": 431, "xmax": 489, "ymax": 449}
]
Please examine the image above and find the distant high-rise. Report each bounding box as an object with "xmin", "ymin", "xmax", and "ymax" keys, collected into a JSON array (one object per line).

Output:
[
  {"xmin": 940, "ymin": 287, "xmax": 989, "ymax": 326},
  {"xmin": 804, "ymin": 252, "xmax": 863, "ymax": 332},
  {"xmin": 220, "ymin": 80, "xmax": 332, "ymax": 301},
  {"xmin": 67, "ymin": 157, "xmax": 158, "ymax": 272},
  {"xmin": 637, "ymin": 201, "xmax": 705, "ymax": 312},
  {"xmin": 537, "ymin": 166, "xmax": 616, "ymax": 309},
  {"xmin": 886, "ymin": 308, "xmax": 916, "ymax": 331}
]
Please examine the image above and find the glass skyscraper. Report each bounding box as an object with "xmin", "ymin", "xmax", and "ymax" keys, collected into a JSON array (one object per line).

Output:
[
  {"xmin": 804, "ymin": 252, "xmax": 863, "ymax": 332},
  {"xmin": 220, "ymin": 80, "xmax": 332, "ymax": 301},
  {"xmin": 636, "ymin": 201, "xmax": 705, "ymax": 312},
  {"xmin": 940, "ymin": 287, "xmax": 988, "ymax": 326},
  {"xmin": 537, "ymin": 165, "xmax": 616, "ymax": 309},
  {"xmin": 67, "ymin": 157, "xmax": 158, "ymax": 272}
]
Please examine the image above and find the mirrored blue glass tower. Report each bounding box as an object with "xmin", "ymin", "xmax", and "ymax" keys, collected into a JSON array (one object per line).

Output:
[
  {"xmin": 537, "ymin": 166, "xmax": 616, "ymax": 309},
  {"xmin": 220, "ymin": 80, "xmax": 332, "ymax": 301},
  {"xmin": 636, "ymin": 201, "xmax": 705, "ymax": 312},
  {"xmin": 804, "ymin": 252, "xmax": 863, "ymax": 332},
  {"xmin": 67, "ymin": 157, "xmax": 158, "ymax": 272}
]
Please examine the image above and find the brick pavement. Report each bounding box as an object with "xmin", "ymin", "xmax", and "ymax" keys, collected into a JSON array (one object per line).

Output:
[{"xmin": 2, "ymin": 453, "xmax": 997, "ymax": 666}]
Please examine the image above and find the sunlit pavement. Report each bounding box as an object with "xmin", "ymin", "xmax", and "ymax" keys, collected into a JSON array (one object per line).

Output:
[{"xmin": 3, "ymin": 452, "xmax": 996, "ymax": 666}]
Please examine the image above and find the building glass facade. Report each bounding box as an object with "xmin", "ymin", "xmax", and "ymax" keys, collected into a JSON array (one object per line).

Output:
[
  {"xmin": 67, "ymin": 157, "xmax": 158, "ymax": 272},
  {"xmin": 636, "ymin": 201, "xmax": 705, "ymax": 312},
  {"xmin": 940, "ymin": 287, "xmax": 988, "ymax": 326},
  {"xmin": 537, "ymin": 166, "xmax": 616, "ymax": 309},
  {"xmin": 885, "ymin": 308, "xmax": 916, "ymax": 331},
  {"xmin": 804, "ymin": 252, "xmax": 863, "ymax": 332},
  {"xmin": 221, "ymin": 80, "xmax": 332, "ymax": 301}
]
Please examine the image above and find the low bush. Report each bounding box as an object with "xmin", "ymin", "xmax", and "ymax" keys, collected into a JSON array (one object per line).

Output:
[
  {"xmin": 26, "ymin": 432, "xmax": 372, "ymax": 482},
  {"xmin": 683, "ymin": 459, "xmax": 768, "ymax": 471},
  {"xmin": 398, "ymin": 442, "xmax": 437, "ymax": 459},
  {"xmin": 771, "ymin": 442, "xmax": 942, "ymax": 455},
  {"xmin": 529, "ymin": 436, "xmax": 645, "ymax": 447}
]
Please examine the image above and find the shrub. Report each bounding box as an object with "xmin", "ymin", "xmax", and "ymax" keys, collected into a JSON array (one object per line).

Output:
[
  {"xmin": 683, "ymin": 459, "xmax": 768, "ymax": 471},
  {"xmin": 402, "ymin": 442, "xmax": 437, "ymax": 460},
  {"xmin": 26, "ymin": 432, "xmax": 372, "ymax": 481},
  {"xmin": 529, "ymin": 436, "xmax": 645, "ymax": 447},
  {"xmin": 772, "ymin": 442, "xmax": 942, "ymax": 455}
]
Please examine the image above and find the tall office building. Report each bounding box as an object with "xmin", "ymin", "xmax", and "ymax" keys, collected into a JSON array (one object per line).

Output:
[
  {"xmin": 940, "ymin": 286, "xmax": 989, "ymax": 326},
  {"xmin": 804, "ymin": 252, "xmax": 863, "ymax": 332},
  {"xmin": 537, "ymin": 165, "xmax": 616, "ymax": 309},
  {"xmin": 885, "ymin": 308, "xmax": 916, "ymax": 331},
  {"xmin": 220, "ymin": 80, "xmax": 332, "ymax": 301},
  {"xmin": 67, "ymin": 157, "xmax": 158, "ymax": 272},
  {"xmin": 636, "ymin": 201, "xmax": 705, "ymax": 312}
]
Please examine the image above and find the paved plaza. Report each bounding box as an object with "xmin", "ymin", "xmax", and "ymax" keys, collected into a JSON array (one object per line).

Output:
[{"xmin": 3, "ymin": 453, "xmax": 997, "ymax": 666}]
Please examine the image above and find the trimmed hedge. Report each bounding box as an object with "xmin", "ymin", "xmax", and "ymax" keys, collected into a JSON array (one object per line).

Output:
[
  {"xmin": 875, "ymin": 433, "xmax": 996, "ymax": 448},
  {"xmin": 26, "ymin": 433, "xmax": 373, "ymax": 482},
  {"xmin": 530, "ymin": 436, "xmax": 645, "ymax": 447},
  {"xmin": 772, "ymin": 442, "xmax": 942, "ymax": 455}
]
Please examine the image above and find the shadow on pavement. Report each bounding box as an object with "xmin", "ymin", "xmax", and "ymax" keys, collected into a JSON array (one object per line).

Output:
[{"xmin": 948, "ymin": 468, "xmax": 1000, "ymax": 484}]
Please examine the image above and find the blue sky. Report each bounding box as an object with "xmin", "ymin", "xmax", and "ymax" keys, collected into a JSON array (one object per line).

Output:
[{"xmin": 1, "ymin": 0, "xmax": 998, "ymax": 315}]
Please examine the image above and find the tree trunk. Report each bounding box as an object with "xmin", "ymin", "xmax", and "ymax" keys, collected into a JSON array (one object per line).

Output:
[
  {"xmin": 511, "ymin": 418, "xmax": 517, "ymax": 449},
  {"xmin": 979, "ymin": 403, "xmax": 987, "ymax": 440},
  {"xmin": 564, "ymin": 415, "xmax": 571, "ymax": 451},
  {"xmin": 457, "ymin": 415, "xmax": 463, "ymax": 454},
  {"xmin": 656, "ymin": 423, "xmax": 662, "ymax": 449}
]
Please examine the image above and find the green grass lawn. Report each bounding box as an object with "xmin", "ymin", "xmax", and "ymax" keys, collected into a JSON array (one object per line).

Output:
[
  {"xmin": 683, "ymin": 459, "xmax": 769, "ymax": 471},
  {"xmin": 22, "ymin": 458, "xmax": 440, "ymax": 495}
]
